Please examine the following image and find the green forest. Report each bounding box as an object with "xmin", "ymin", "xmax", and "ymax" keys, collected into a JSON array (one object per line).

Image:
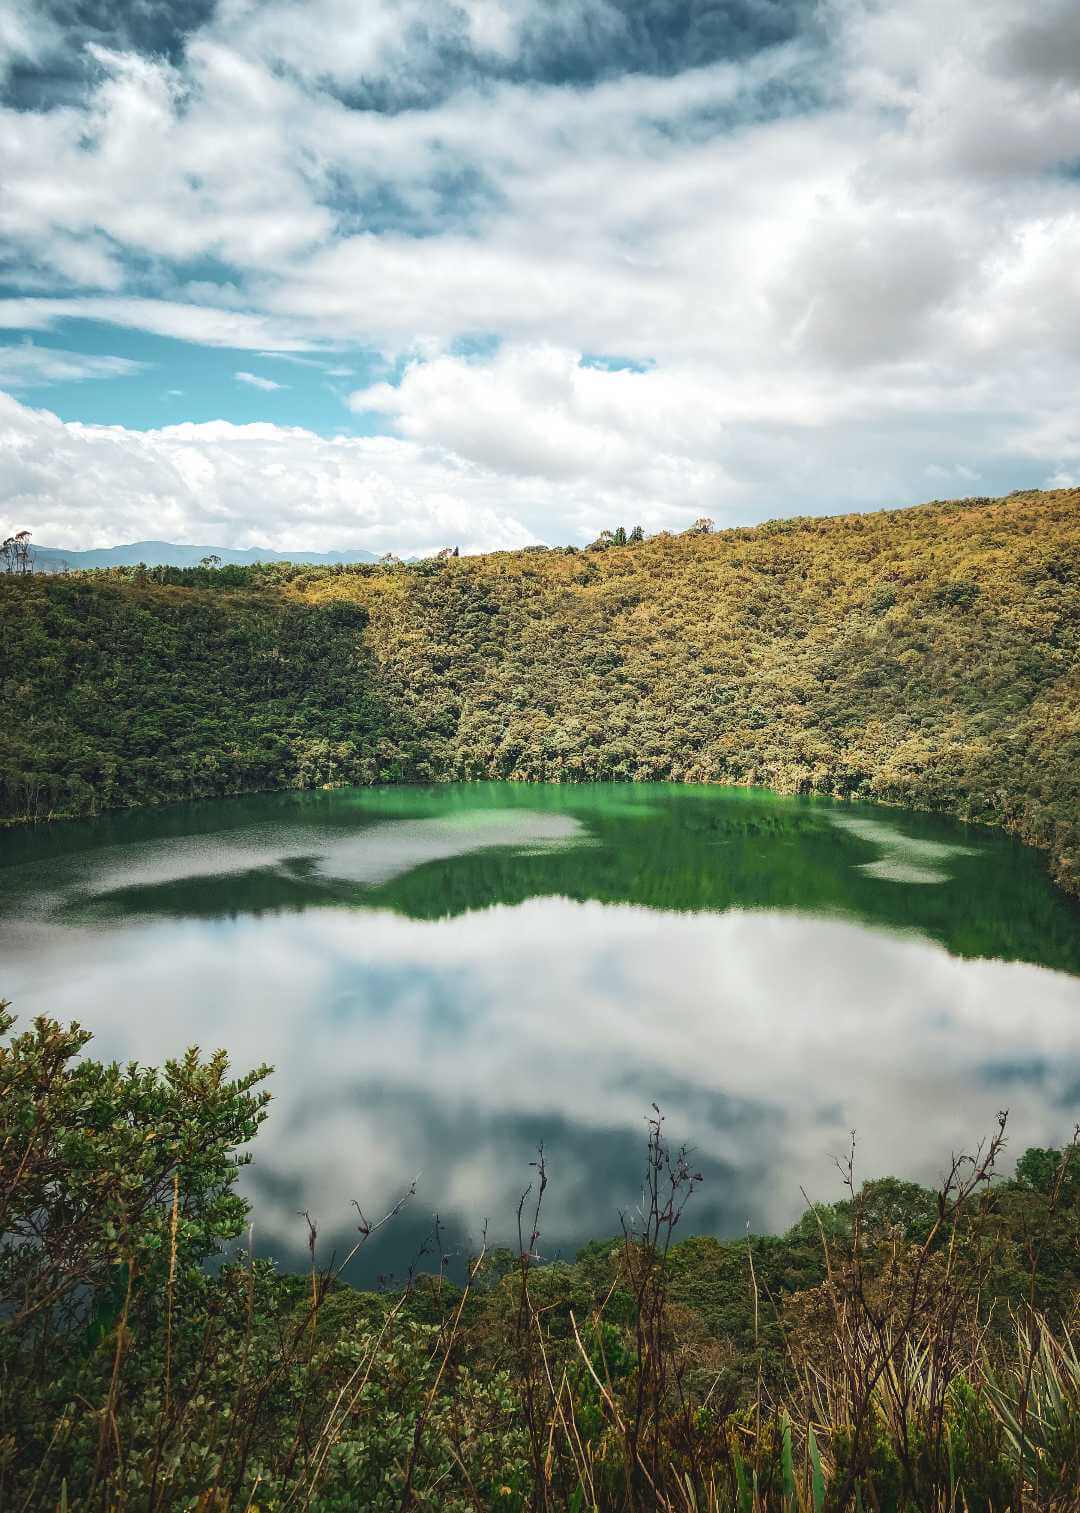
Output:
[{"xmin": 2, "ymin": 488, "xmax": 1077, "ymax": 893}]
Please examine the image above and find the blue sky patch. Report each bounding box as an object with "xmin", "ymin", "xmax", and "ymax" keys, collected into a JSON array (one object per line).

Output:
[{"xmin": 0, "ymin": 319, "xmax": 396, "ymax": 433}]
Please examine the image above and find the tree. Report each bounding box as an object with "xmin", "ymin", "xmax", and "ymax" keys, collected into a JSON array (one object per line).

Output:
[
  {"xmin": 199, "ymin": 554, "xmax": 222, "ymax": 569},
  {"xmin": 1015, "ymin": 1147, "xmax": 1080, "ymax": 1198},
  {"xmin": 613, "ymin": 526, "xmax": 627, "ymax": 546},
  {"xmin": 2, "ymin": 530, "xmax": 34, "ymax": 574},
  {"xmin": 0, "ymin": 1005, "xmax": 271, "ymax": 1341},
  {"xmin": 683, "ymin": 517, "xmax": 714, "ymax": 535},
  {"xmin": 628, "ymin": 525, "xmax": 645, "ymax": 544}
]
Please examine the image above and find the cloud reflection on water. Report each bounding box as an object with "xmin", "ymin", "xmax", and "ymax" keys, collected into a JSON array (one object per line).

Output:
[
  {"xmin": 829, "ymin": 813, "xmax": 978, "ymax": 885},
  {"xmin": 2, "ymin": 897, "xmax": 1077, "ymax": 1274},
  {"xmin": 10, "ymin": 808, "xmax": 586, "ymax": 901}
]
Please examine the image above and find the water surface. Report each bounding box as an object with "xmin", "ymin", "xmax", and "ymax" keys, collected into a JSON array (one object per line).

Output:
[{"xmin": 1, "ymin": 783, "xmax": 1077, "ymax": 1274}]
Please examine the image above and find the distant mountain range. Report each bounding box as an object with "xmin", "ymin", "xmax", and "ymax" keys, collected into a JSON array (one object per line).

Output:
[{"xmin": 29, "ymin": 540, "xmax": 380, "ymax": 571}]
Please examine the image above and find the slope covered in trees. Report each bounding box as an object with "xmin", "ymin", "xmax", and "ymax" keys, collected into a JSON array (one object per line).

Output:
[
  {"xmin": 1, "ymin": 489, "xmax": 1077, "ymax": 894},
  {"xmin": 0, "ymin": 578, "xmax": 384, "ymax": 818},
  {"xmin": 301, "ymin": 488, "xmax": 1079, "ymax": 895}
]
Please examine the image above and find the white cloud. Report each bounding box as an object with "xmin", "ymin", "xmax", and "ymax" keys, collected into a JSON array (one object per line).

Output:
[
  {"xmin": 256, "ymin": 351, "xmax": 329, "ymax": 368},
  {"xmin": 4, "ymin": 329, "xmax": 1079, "ymax": 557},
  {"xmin": 344, "ymin": 338, "xmax": 1080, "ymax": 523},
  {"xmin": 0, "ymin": 391, "xmax": 541, "ymax": 554},
  {"xmin": 0, "ymin": 297, "xmax": 322, "ymax": 352},
  {"xmin": 235, "ymin": 370, "xmax": 287, "ymax": 391},
  {"xmin": 0, "ymin": 341, "xmax": 144, "ymax": 388},
  {"xmin": 351, "ymin": 346, "xmax": 727, "ymax": 485},
  {"xmin": 0, "ymin": 0, "xmax": 52, "ymax": 76},
  {"xmin": 2, "ymin": 0, "xmax": 1080, "ymax": 541}
]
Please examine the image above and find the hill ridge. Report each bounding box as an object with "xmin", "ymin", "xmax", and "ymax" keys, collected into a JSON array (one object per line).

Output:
[{"xmin": 27, "ymin": 539, "xmax": 379, "ymax": 570}]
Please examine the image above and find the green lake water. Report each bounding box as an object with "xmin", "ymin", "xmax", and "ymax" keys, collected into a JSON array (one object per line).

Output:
[{"xmin": 1, "ymin": 782, "xmax": 1078, "ymax": 1275}]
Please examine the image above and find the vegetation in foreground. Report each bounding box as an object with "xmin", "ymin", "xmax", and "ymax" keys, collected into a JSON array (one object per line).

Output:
[
  {"xmin": 2, "ymin": 1003, "xmax": 1077, "ymax": 1511},
  {"xmin": 1, "ymin": 489, "xmax": 1078, "ymax": 895}
]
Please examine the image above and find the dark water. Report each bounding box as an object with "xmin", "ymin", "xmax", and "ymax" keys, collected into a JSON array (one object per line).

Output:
[{"xmin": 1, "ymin": 783, "xmax": 1078, "ymax": 1276}]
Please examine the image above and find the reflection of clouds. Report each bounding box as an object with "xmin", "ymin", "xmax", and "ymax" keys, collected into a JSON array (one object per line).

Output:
[
  {"xmin": 830, "ymin": 814, "xmax": 978, "ymax": 884},
  {"xmin": 2, "ymin": 900, "xmax": 1078, "ymax": 1268},
  {"xmin": 859, "ymin": 859, "xmax": 945, "ymax": 884},
  {"xmin": 80, "ymin": 829, "xmax": 329, "ymax": 892},
  {"xmin": 308, "ymin": 813, "xmax": 583, "ymax": 885},
  {"xmin": 0, "ymin": 810, "xmax": 585, "ymax": 902}
]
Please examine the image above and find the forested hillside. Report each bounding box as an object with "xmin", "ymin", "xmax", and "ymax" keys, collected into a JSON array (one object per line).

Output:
[
  {"xmin": 0, "ymin": 581, "xmax": 384, "ymax": 818},
  {"xmin": 2, "ymin": 489, "xmax": 1078, "ymax": 893}
]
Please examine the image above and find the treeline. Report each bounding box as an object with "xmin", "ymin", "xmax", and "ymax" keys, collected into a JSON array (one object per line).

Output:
[
  {"xmin": 2, "ymin": 1007, "xmax": 1077, "ymax": 1509},
  {"xmin": 1, "ymin": 489, "xmax": 1078, "ymax": 893}
]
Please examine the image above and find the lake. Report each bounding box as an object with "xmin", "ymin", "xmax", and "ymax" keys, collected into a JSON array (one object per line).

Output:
[{"xmin": 1, "ymin": 782, "xmax": 1078, "ymax": 1277}]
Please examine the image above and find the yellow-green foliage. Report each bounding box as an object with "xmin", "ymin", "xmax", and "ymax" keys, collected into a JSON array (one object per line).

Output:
[{"xmin": 298, "ymin": 489, "xmax": 1080, "ymax": 893}]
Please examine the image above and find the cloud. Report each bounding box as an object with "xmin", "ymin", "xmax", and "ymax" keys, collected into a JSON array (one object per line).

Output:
[
  {"xmin": 0, "ymin": 390, "xmax": 539, "ymax": 555},
  {"xmin": 2, "ymin": 0, "xmax": 1080, "ymax": 541},
  {"xmin": 256, "ymin": 351, "xmax": 328, "ymax": 368},
  {"xmin": 0, "ymin": 0, "xmax": 57, "ymax": 81},
  {"xmin": 235, "ymin": 370, "xmax": 287, "ymax": 391},
  {"xmin": 767, "ymin": 210, "xmax": 974, "ymax": 368},
  {"xmin": 0, "ymin": 297, "xmax": 323, "ymax": 351},
  {"xmin": 3, "ymin": 325, "xmax": 1079, "ymax": 560},
  {"xmin": 350, "ymin": 344, "xmax": 736, "ymax": 504},
  {"xmin": 6, "ymin": 0, "xmax": 812, "ymax": 120},
  {"xmin": 343, "ymin": 339, "xmax": 1080, "ymax": 523},
  {"xmin": 0, "ymin": 340, "xmax": 144, "ymax": 388},
  {"xmin": 203, "ymin": 0, "xmax": 814, "ymax": 110},
  {"xmin": 1, "ymin": 0, "xmax": 215, "ymax": 108},
  {"xmin": 984, "ymin": 0, "xmax": 1080, "ymax": 87}
]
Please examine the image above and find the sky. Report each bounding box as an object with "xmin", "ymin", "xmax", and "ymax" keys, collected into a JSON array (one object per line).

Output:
[{"xmin": 1, "ymin": 0, "xmax": 1079, "ymax": 556}]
